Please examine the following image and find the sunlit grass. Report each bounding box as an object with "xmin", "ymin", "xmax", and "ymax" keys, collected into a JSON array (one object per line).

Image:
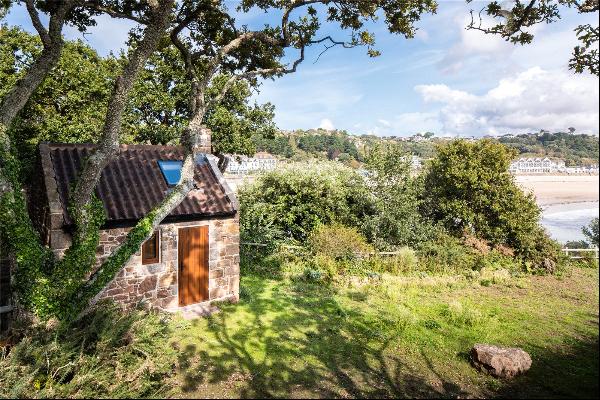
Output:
[
  {"xmin": 172, "ymin": 268, "xmax": 598, "ymax": 398},
  {"xmin": 1, "ymin": 268, "xmax": 597, "ymax": 398}
]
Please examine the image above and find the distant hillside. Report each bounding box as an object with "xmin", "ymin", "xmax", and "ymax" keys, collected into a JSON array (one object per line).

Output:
[
  {"xmin": 252, "ymin": 129, "xmax": 362, "ymax": 167},
  {"xmin": 497, "ymin": 132, "xmax": 599, "ymax": 166},
  {"xmin": 252, "ymin": 129, "xmax": 599, "ymax": 167}
]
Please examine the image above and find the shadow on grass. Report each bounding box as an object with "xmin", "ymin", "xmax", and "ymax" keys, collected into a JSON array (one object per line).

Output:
[
  {"xmin": 175, "ymin": 275, "xmax": 600, "ymax": 399},
  {"xmin": 177, "ymin": 276, "xmax": 458, "ymax": 398},
  {"xmin": 495, "ymin": 331, "xmax": 599, "ymax": 399}
]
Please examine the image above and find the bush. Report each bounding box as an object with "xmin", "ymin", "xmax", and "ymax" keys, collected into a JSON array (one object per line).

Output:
[
  {"xmin": 309, "ymin": 224, "xmax": 373, "ymax": 261},
  {"xmin": 520, "ymin": 230, "xmax": 569, "ymax": 275},
  {"xmin": 463, "ymin": 233, "xmax": 491, "ymax": 255},
  {"xmin": 418, "ymin": 233, "xmax": 479, "ymax": 274},
  {"xmin": 362, "ymin": 143, "xmax": 437, "ymax": 249},
  {"xmin": 239, "ymin": 162, "xmax": 375, "ymax": 245},
  {"xmin": 369, "ymin": 247, "xmax": 419, "ymax": 275},
  {"xmin": 422, "ymin": 139, "xmax": 562, "ymax": 269},
  {"xmin": 583, "ymin": 217, "xmax": 599, "ymax": 247},
  {"xmin": 575, "ymin": 252, "xmax": 599, "ymax": 269}
]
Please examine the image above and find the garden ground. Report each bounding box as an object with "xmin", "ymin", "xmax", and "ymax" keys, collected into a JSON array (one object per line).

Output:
[
  {"xmin": 171, "ymin": 267, "xmax": 598, "ymax": 399},
  {"xmin": 1, "ymin": 267, "xmax": 598, "ymax": 398}
]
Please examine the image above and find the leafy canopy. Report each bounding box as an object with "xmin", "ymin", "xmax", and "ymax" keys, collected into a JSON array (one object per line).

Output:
[
  {"xmin": 421, "ymin": 140, "xmax": 547, "ymax": 255},
  {"xmin": 239, "ymin": 162, "xmax": 375, "ymax": 244},
  {"xmin": 362, "ymin": 143, "xmax": 436, "ymax": 250},
  {"xmin": 0, "ymin": 27, "xmax": 278, "ymax": 170}
]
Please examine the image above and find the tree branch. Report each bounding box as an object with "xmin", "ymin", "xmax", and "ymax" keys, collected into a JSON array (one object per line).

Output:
[
  {"xmin": 0, "ymin": 0, "xmax": 76, "ymax": 129},
  {"xmin": 82, "ymin": 1, "xmax": 149, "ymax": 25},
  {"xmin": 25, "ymin": 0, "xmax": 50, "ymax": 47},
  {"xmin": 311, "ymin": 35, "xmax": 357, "ymax": 63},
  {"xmin": 207, "ymin": 42, "xmax": 307, "ymax": 112},
  {"xmin": 71, "ymin": 0, "xmax": 174, "ymax": 223}
]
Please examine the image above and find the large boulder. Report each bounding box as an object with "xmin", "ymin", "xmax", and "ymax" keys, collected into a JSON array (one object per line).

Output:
[{"xmin": 470, "ymin": 344, "xmax": 532, "ymax": 379}]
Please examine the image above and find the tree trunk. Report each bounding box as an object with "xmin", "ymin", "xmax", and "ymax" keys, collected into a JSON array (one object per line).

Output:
[
  {"xmin": 1, "ymin": 0, "xmax": 77, "ymax": 202},
  {"xmin": 79, "ymin": 122, "xmax": 211, "ymax": 312},
  {"xmin": 0, "ymin": 42, "xmax": 65, "ymax": 129},
  {"xmin": 70, "ymin": 0, "xmax": 174, "ymax": 234},
  {"xmin": 0, "ymin": 1, "xmax": 75, "ymax": 130}
]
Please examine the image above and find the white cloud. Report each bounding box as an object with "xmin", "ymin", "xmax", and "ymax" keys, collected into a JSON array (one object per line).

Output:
[
  {"xmin": 319, "ymin": 118, "xmax": 335, "ymax": 130},
  {"xmin": 415, "ymin": 67, "xmax": 599, "ymax": 136},
  {"xmin": 363, "ymin": 112, "xmax": 442, "ymax": 136},
  {"xmin": 437, "ymin": 15, "xmax": 514, "ymax": 74}
]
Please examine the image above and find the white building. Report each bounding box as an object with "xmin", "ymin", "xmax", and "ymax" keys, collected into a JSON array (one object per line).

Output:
[
  {"xmin": 411, "ymin": 155, "xmax": 422, "ymax": 170},
  {"xmin": 564, "ymin": 165, "xmax": 599, "ymax": 174},
  {"xmin": 509, "ymin": 157, "xmax": 566, "ymax": 174},
  {"xmin": 225, "ymin": 152, "xmax": 278, "ymax": 174}
]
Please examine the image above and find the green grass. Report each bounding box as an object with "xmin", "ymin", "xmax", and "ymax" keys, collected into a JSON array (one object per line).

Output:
[
  {"xmin": 2, "ymin": 268, "xmax": 598, "ymax": 398},
  {"xmin": 170, "ymin": 268, "xmax": 598, "ymax": 398}
]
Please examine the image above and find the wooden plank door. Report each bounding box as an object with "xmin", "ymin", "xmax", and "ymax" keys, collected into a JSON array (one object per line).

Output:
[{"xmin": 178, "ymin": 226, "xmax": 209, "ymax": 306}]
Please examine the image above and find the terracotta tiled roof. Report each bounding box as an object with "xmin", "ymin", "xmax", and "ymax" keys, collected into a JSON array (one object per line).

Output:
[{"xmin": 40, "ymin": 143, "xmax": 237, "ymax": 227}]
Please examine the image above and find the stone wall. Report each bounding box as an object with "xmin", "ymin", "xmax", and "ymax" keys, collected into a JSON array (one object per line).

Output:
[
  {"xmin": 50, "ymin": 216, "xmax": 239, "ymax": 312},
  {"xmin": 95, "ymin": 216, "xmax": 240, "ymax": 311}
]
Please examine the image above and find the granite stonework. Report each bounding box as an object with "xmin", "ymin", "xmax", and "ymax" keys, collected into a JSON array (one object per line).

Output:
[{"xmin": 49, "ymin": 216, "xmax": 240, "ymax": 312}]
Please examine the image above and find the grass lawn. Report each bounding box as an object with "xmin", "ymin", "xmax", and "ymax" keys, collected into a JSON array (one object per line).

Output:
[
  {"xmin": 1, "ymin": 267, "xmax": 597, "ymax": 398},
  {"xmin": 170, "ymin": 267, "xmax": 599, "ymax": 399}
]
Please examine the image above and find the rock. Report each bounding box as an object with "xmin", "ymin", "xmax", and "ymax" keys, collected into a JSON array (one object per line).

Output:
[{"xmin": 470, "ymin": 344, "xmax": 532, "ymax": 379}]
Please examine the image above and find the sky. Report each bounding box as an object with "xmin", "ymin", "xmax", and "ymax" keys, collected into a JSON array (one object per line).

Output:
[{"xmin": 3, "ymin": 1, "xmax": 599, "ymax": 137}]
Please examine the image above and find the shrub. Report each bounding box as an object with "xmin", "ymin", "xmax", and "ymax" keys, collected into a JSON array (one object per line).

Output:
[
  {"xmin": 473, "ymin": 249, "xmax": 518, "ymax": 272},
  {"xmin": 239, "ymin": 162, "xmax": 375, "ymax": 245},
  {"xmin": 463, "ymin": 233, "xmax": 491, "ymax": 255},
  {"xmin": 417, "ymin": 233, "xmax": 479, "ymax": 274},
  {"xmin": 576, "ymin": 252, "xmax": 599, "ymax": 269},
  {"xmin": 309, "ymin": 224, "xmax": 373, "ymax": 261},
  {"xmin": 362, "ymin": 143, "xmax": 437, "ymax": 249},
  {"xmin": 422, "ymin": 139, "xmax": 562, "ymax": 269},
  {"xmin": 520, "ymin": 230, "xmax": 569, "ymax": 275},
  {"xmin": 583, "ymin": 217, "xmax": 599, "ymax": 247},
  {"xmin": 369, "ymin": 247, "xmax": 419, "ymax": 275},
  {"xmin": 302, "ymin": 268, "xmax": 324, "ymax": 282},
  {"xmin": 495, "ymin": 244, "xmax": 515, "ymax": 257}
]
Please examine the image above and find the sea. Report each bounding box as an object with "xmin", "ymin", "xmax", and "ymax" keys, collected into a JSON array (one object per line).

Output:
[{"xmin": 540, "ymin": 201, "xmax": 599, "ymax": 244}]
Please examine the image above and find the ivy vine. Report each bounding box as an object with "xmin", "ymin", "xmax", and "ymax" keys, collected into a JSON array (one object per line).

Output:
[{"xmin": 0, "ymin": 145, "xmax": 161, "ymax": 323}]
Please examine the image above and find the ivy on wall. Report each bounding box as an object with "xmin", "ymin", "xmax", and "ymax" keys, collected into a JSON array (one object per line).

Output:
[{"xmin": 0, "ymin": 145, "xmax": 157, "ymax": 323}]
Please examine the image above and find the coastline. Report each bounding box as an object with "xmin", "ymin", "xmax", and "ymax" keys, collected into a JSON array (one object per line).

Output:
[
  {"xmin": 516, "ymin": 175, "xmax": 600, "ymax": 243},
  {"xmin": 515, "ymin": 175, "xmax": 599, "ymax": 206},
  {"xmin": 539, "ymin": 199, "xmax": 600, "ymax": 209}
]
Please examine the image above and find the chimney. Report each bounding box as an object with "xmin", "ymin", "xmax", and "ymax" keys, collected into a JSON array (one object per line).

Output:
[{"xmin": 197, "ymin": 127, "xmax": 211, "ymax": 154}]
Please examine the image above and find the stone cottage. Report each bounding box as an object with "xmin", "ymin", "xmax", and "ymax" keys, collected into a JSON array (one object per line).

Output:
[{"xmin": 28, "ymin": 142, "xmax": 240, "ymax": 314}]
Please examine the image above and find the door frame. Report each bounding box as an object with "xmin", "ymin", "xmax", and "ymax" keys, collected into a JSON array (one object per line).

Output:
[{"xmin": 177, "ymin": 225, "xmax": 210, "ymax": 307}]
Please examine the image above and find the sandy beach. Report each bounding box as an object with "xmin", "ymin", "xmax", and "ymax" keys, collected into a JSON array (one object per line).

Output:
[{"xmin": 515, "ymin": 175, "xmax": 600, "ymax": 206}]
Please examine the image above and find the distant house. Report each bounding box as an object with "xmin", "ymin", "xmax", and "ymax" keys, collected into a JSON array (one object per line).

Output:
[
  {"xmin": 411, "ymin": 155, "xmax": 423, "ymax": 170},
  {"xmin": 564, "ymin": 165, "xmax": 599, "ymax": 174},
  {"xmin": 399, "ymin": 155, "xmax": 423, "ymax": 170},
  {"xmin": 28, "ymin": 143, "xmax": 240, "ymax": 314},
  {"xmin": 509, "ymin": 157, "xmax": 566, "ymax": 174},
  {"xmin": 225, "ymin": 152, "xmax": 278, "ymax": 174}
]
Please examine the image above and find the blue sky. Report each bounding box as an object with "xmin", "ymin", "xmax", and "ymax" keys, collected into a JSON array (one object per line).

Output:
[{"xmin": 4, "ymin": 1, "xmax": 599, "ymax": 137}]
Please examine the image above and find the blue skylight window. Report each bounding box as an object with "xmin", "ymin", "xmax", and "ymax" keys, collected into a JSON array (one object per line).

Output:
[{"xmin": 158, "ymin": 160, "xmax": 183, "ymax": 186}]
